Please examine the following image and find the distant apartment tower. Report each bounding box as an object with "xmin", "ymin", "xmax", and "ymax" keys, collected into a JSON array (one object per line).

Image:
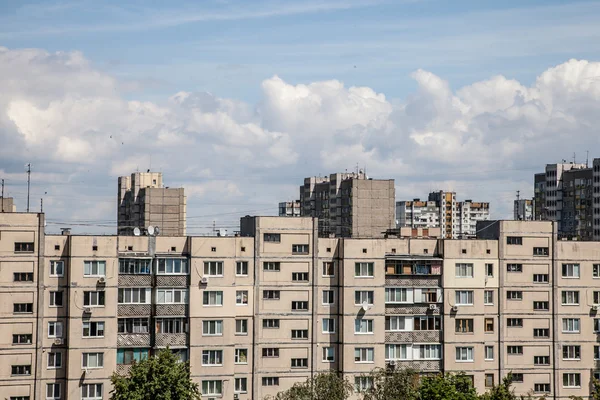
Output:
[
  {"xmin": 513, "ymin": 199, "xmax": 533, "ymax": 221},
  {"xmin": 278, "ymin": 201, "xmax": 301, "ymax": 217},
  {"xmin": 299, "ymin": 171, "xmax": 395, "ymax": 238},
  {"xmin": 117, "ymin": 171, "xmax": 186, "ymax": 236},
  {"xmin": 397, "ymin": 191, "xmax": 490, "ymax": 239}
]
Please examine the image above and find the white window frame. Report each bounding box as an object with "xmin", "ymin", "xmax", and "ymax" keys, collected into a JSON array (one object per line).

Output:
[
  {"xmin": 156, "ymin": 258, "xmax": 189, "ymax": 275},
  {"xmin": 84, "ymin": 291, "xmax": 105, "ymax": 307},
  {"xmin": 46, "ymin": 383, "xmax": 61, "ymax": 400},
  {"xmin": 563, "ymin": 345, "xmax": 581, "ymax": 360},
  {"xmin": 594, "ymin": 264, "xmax": 600, "ymax": 278},
  {"xmin": 563, "ymin": 373, "xmax": 581, "ymax": 388},
  {"xmin": 455, "ymin": 290, "xmax": 474, "ymax": 305},
  {"xmin": 156, "ymin": 288, "xmax": 189, "ymax": 304},
  {"xmin": 203, "ymin": 291, "xmax": 224, "ymax": 306},
  {"xmin": 234, "ymin": 348, "xmax": 248, "ymax": 364},
  {"xmin": 322, "ymin": 318, "xmax": 335, "ymax": 333},
  {"xmin": 354, "ymin": 318, "xmax": 374, "ymax": 334},
  {"xmin": 385, "ymin": 287, "xmax": 410, "ymax": 304},
  {"xmin": 484, "ymin": 290, "xmax": 494, "ymax": 305},
  {"xmin": 561, "ymin": 290, "xmax": 580, "ymax": 305},
  {"xmin": 485, "ymin": 346, "xmax": 494, "ymax": 360},
  {"xmin": 82, "ymin": 352, "xmax": 104, "ymax": 369},
  {"xmin": 562, "ymin": 318, "xmax": 580, "ymax": 333},
  {"xmin": 354, "ymin": 347, "xmax": 374, "ymax": 363},
  {"xmin": 355, "ymin": 376, "xmax": 373, "ymax": 392},
  {"xmin": 234, "ymin": 377, "xmax": 248, "ymax": 393},
  {"xmin": 47, "ymin": 321, "xmax": 63, "ymax": 338},
  {"xmin": 81, "ymin": 383, "xmax": 103, "ymax": 400},
  {"xmin": 236, "ymin": 290, "xmax": 248, "ymax": 305},
  {"xmin": 83, "ymin": 260, "xmax": 106, "ymax": 277},
  {"xmin": 322, "ymin": 261, "xmax": 335, "ymax": 277},
  {"xmin": 354, "ymin": 290, "xmax": 374, "ymax": 305},
  {"xmin": 118, "ymin": 288, "xmax": 151, "ymax": 304},
  {"xmin": 47, "ymin": 352, "xmax": 62, "ymax": 369},
  {"xmin": 385, "ymin": 316, "xmax": 411, "ymax": 332},
  {"xmin": 385, "ymin": 344, "xmax": 411, "ymax": 361},
  {"xmin": 355, "ymin": 262, "xmax": 374, "ymax": 278},
  {"xmin": 455, "ymin": 263, "xmax": 474, "ymax": 278},
  {"xmin": 416, "ymin": 344, "xmax": 442, "ymax": 360},
  {"xmin": 82, "ymin": 321, "xmax": 105, "ymax": 338},
  {"xmin": 456, "ymin": 347, "xmax": 474, "ymax": 362},
  {"xmin": 235, "ymin": 319, "xmax": 248, "ymax": 335},
  {"xmin": 201, "ymin": 350, "xmax": 223, "ymax": 366},
  {"xmin": 322, "ymin": 290, "xmax": 335, "ymax": 305},
  {"xmin": 562, "ymin": 263, "xmax": 580, "ymax": 278},
  {"xmin": 236, "ymin": 261, "xmax": 248, "ymax": 276},
  {"xmin": 50, "ymin": 261, "xmax": 64, "ymax": 277},
  {"xmin": 201, "ymin": 380, "xmax": 223, "ymax": 396},
  {"xmin": 322, "ymin": 347, "xmax": 335, "ymax": 362},
  {"xmin": 49, "ymin": 291, "xmax": 63, "ymax": 307},
  {"xmin": 203, "ymin": 261, "xmax": 224, "ymax": 277},
  {"xmin": 202, "ymin": 320, "xmax": 223, "ymax": 336}
]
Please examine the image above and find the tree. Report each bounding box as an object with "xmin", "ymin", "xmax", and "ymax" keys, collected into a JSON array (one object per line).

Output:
[
  {"xmin": 418, "ymin": 373, "xmax": 479, "ymax": 400},
  {"xmin": 479, "ymin": 374, "xmax": 517, "ymax": 400},
  {"xmin": 265, "ymin": 370, "xmax": 354, "ymax": 400},
  {"xmin": 360, "ymin": 367, "xmax": 419, "ymax": 400},
  {"xmin": 110, "ymin": 348, "xmax": 200, "ymax": 400}
]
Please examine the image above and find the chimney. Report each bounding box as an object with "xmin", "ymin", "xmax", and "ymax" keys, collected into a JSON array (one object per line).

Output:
[{"xmin": 61, "ymin": 228, "xmax": 71, "ymax": 236}]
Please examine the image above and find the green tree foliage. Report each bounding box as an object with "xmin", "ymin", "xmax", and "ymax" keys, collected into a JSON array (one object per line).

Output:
[
  {"xmin": 360, "ymin": 367, "xmax": 419, "ymax": 400},
  {"xmin": 265, "ymin": 370, "xmax": 354, "ymax": 400},
  {"xmin": 419, "ymin": 373, "xmax": 479, "ymax": 400},
  {"xmin": 110, "ymin": 348, "xmax": 200, "ymax": 400},
  {"xmin": 479, "ymin": 374, "xmax": 517, "ymax": 400}
]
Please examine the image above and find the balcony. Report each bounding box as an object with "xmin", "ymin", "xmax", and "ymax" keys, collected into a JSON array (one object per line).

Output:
[
  {"xmin": 155, "ymin": 275, "xmax": 188, "ymax": 287},
  {"xmin": 118, "ymin": 274, "xmax": 152, "ymax": 287},
  {"xmin": 386, "ymin": 359, "xmax": 441, "ymax": 372},
  {"xmin": 118, "ymin": 304, "xmax": 152, "ymax": 317},
  {"xmin": 385, "ymin": 330, "xmax": 442, "ymax": 343},
  {"xmin": 154, "ymin": 304, "xmax": 187, "ymax": 316},
  {"xmin": 155, "ymin": 333, "xmax": 187, "ymax": 348},
  {"xmin": 116, "ymin": 364, "xmax": 132, "ymax": 376},
  {"xmin": 117, "ymin": 333, "xmax": 151, "ymax": 347}
]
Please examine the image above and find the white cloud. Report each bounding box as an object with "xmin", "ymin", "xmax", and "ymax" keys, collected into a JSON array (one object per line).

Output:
[{"xmin": 1, "ymin": 47, "xmax": 600, "ymax": 231}]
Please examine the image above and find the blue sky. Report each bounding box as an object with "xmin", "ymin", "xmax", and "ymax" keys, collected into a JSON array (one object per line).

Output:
[{"xmin": 1, "ymin": 0, "xmax": 600, "ymax": 233}]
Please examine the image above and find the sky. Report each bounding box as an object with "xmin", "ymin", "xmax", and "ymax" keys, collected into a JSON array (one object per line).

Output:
[{"xmin": 1, "ymin": 0, "xmax": 600, "ymax": 234}]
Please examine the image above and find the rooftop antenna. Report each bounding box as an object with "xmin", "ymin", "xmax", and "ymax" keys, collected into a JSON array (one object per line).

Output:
[
  {"xmin": 586, "ymin": 151, "xmax": 590, "ymax": 167},
  {"xmin": 573, "ymin": 152, "xmax": 576, "ymax": 164},
  {"xmin": 516, "ymin": 190, "xmax": 520, "ymax": 201},
  {"xmin": 1, "ymin": 179, "xmax": 4, "ymax": 212},
  {"xmin": 40, "ymin": 198, "xmax": 43, "ymax": 213},
  {"xmin": 25, "ymin": 163, "xmax": 31, "ymax": 213}
]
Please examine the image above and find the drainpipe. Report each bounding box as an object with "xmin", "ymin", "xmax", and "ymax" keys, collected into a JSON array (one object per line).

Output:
[{"xmin": 551, "ymin": 222, "xmax": 558, "ymax": 398}]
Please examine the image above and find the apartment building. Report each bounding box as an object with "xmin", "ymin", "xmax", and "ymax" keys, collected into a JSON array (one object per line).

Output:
[
  {"xmin": 4, "ymin": 211, "xmax": 600, "ymax": 399},
  {"xmin": 299, "ymin": 171, "xmax": 395, "ymax": 238},
  {"xmin": 278, "ymin": 201, "xmax": 301, "ymax": 217},
  {"xmin": 1, "ymin": 196, "xmax": 16, "ymax": 212},
  {"xmin": 514, "ymin": 199, "xmax": 534, "ymax": 221},
  {"xmin": 117, "ymin": 171, "xmax": 186, "ymax": 236},
  {"xmin": 397, "ymin": 191, "xmax": 490, "ymax": 239}
]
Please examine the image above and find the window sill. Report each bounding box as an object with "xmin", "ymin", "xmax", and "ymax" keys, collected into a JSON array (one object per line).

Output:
[
  {"xmin": 455, "ymin": 360, "xmax": 474, "ymax": 363},
  {"xmin": 201, "ymin": 364, "xmax": 224, "ymax": 367},
  {"xmin": 82, "ymin": 336, "xmax": 105, "ymax": 339},
  {"xmin": 235, "ymin": 333, "xmax": 248, "ymax": 336}
]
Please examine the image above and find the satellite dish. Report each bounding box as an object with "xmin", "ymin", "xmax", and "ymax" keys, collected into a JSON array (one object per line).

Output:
[
  {"xmin": 147, "ymin": 226, "xmax": 155, "ymax": 236},
  {"xmin": 361, "ymin": 301, "xmax": 370, "ymax": 312},
  {"xmin": 133, "ymin": 227, "xmax": 141, "ymax": 236},
  {"xmin": 154, "ymin": 226, "xmax": 160, "ymax": 236}
]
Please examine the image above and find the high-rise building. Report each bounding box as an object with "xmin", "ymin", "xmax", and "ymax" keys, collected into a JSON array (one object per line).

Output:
[
  {"xmin": 514, "ymin": 199, "xmax": 534, "ymax": 221},
  {"xmin": 397, "ymin": 191, "xmax": 490, "ymax": 239},
  {"xmin": 117, "ymin": 172, "xmax": 186, "ymax": 236},
  {"xmin": 299, "ymin": 171, "xmax": 395, "ymax": 238},
  {"xmin": 278, "ymin": 201, "xmax": 301, "ymax": 217}
]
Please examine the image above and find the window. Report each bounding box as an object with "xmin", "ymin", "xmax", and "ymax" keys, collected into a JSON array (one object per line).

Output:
[
  {"xmin": 46, "ymin": 383, "xmax": 60, "ymax": 400},
  {"xmin": 485, "ymin": 374, "xmax": 494, "ymax": 388},
  {"xmin": 533, "ymin": 274, "xmax": 549, "ymax": 283},
  {"xmin": 235, "ymin": 377, "xmax": 248, "ymax": 393},
  {"xmin": 455, "ymin": 290, "xmax": 474, "ymax": 305},
  {"xmin": 292, "ymin": 244, "xmax": 309, "ymax": 254},
  {"xmin": 485, "ymin": 346, "xmax": 494, "ymax": 360},
  {"xmin": 156, "ymin": 318, "xmax": 187, "ymax": 334},
  {"xmin": 534, "ymin": 356, "xmax": 550, "ymax": 365},
  {"xmin": 594, "ymin": 291, "xmax": 600, "ymax": 304},
  {"xmin": 594, "ymin": 264, "xmax": 600, "ymax": 278},
  {"xmin": 292, "ymin": 272, "xmax": 309, "ymax": 281},
  {"xmin": 533, "ymin": 247, "xmax": 549, "ymax": 256},
  {"xmin": 507, "ymin": 346, "xmax": 523, "ymax": 355},
  {"xmin": 562, "ymin": 263, "xmax": 580, "ymax": 278},
  {"xmin": 83, "ymin": 260, "xmax": 106, "ymax": 276},
  {"xmin": 13, "ymin": 334, "xmax": 32, "ymax": 344},
  {"xmin": 11, "ymin": 365, "xmax": 31, "ymax": 375},
  {"xmin": 14, "ymin": 272, "xmax": 33, "ymax": 282},
  {"xmin": 118, "ymin": 318, "xmax": 149, "ymax": 334},
  {"xmin": 511, "ymin": 373, "xmax": 524, "ymax": 383},
  {"xmin": 563, "ymin": 373, "xmax": 581, "ymax": 388},
  {"xmin": 561, "ymin": 291, "xmax": 579, "ymax": 305},
  {"xmin": 202, "ymin": 320, "xmax": 223, "ymax": 336},
  {"xmin": 507, "ymin": 236, "xmax": 522, "ymax": 245},
  {"xmin": 48, "ymin": 322, "xmax": 63, "ymax": 338},
  {"xmin": 264, "ymin": 233, "xmax": 281, "ymax": 242},
  {"xmin": 355, "ymin": 291, "xmax": 374, "ymax": 305},
  {"xmin": 484, "ymin": 290, "xmax": 494, "ymax": 305},
  {"xmin": 291, "ymin": 329, "xmax": 309, "ymax": 339},
  {"xmin": 385, "ymin": 344, "xmax": 411, "ymax": 360},
  {"xmin": 203, "ymin": 291, "xmax": 223, "ymax": 306},
  {"xmin": 562, "ymin": 318, "xmax": 580, "ymax": 333},
  {"xmin": 456, "ymin": 347, "xmax": 474, "ymax": 362},
  {"xmin": 355, "ymin": 377, "xmax": 373, "ymax": 392},
  {"xmin": 533, "ymin": 301, "xmax": 549, "ymax": 310},
  {"xmin": 14, "ymin": 303, "xmax": 33, "ymax": 313},
  {"xmin": 263, "ymin": 319, "xmax": 280, "ymax": 329},
  {"xmin": 386, "ymin": 316, "xmax": 409, "ymax": 332},
  {"xmin": 563, "ymin": 345, "xmax": 581, "ymax": 360},
  {"xmin": 263, "ymin": 347, "xmax": 279, "ymax": 358},
  {"xmin": 414, "ymin": 316, "xmax": 441, "ymax": 331},
  {"xmin": 263, "ymin": 262, "xmax": 280, "ymax": 271},
  {"xmin": 595, "ymin": 346, "xmax": 600, "ymax": 360},
  {"xmin": 202, "ymin": 350, "xmax": 223, "ymax": 366},
  {"xmin": 119, "ymin": 258, "xmax": 151, "ymax": 274},
  {"xmin": 291, "ymin": 358, "xmax": 308, "ymax": 368},
  {"xmin": 323, "ymin": 261, "xmax": 335, "ymax": 276},
  {"xmin": 14, "ymin": 242, "xmax": 34, "ymax": 252},
  {"xmin": 11, "ymin": 397, "xmax": 30, "ymax": 400},
  {"xmin": 507, "ymin": 291, "xmax": 523, "ymax": 300},
  {"xmin": 84, "ymin": 291, "xmax": 105, "ymax": 307},
  {"xmin": 47, "ymin": 352, "xmax": 62, "ymax": 369},
  {"xmin": 291, "ymin": 301, "xmax": 308, "ymax": 311},
  {"xmin": 534, "ymin": 383, "xmax": 550, "ymax": 393},
  {"xmin": 322, "ymin": 290, "xmax": 334, "ymax": 305},
  {"xmin": 355, "ymin": 262, "xmax": 374, "ymax": 277},
  {"xmin": 234, "ymin": 348, "xmax": 248, "ymax": 364},
  {"xmin": 236, "ymin": 319, "xmax": 248, "ymax": 335},
  {"xmin": 534, "ymin": 328, "xmax": 550, "ymax": 337},
  {"xmin": 507, "ymin": 263, "xmax": 523, "ymax": 272},
  {"xmin": 322, "ymin": 318, "xmax": 335, "ymax": 333},
  {"xmin": 420, "ymin": 288, "xmax": 439, "ymax": 303},
  {"xmin": 455, "ymin": 319, "xmax": 473, "ymax": 333},
  {"xmin": 485, "ymin": 263, "xmax": 494, "ymax": 277},
  {"xmin": 455, "ymin": 263, "xmax": 474, "ymax": 278},
  {"xmin": 117, "ymin": 348, "xmax": 149, "ymax": 365},
  {"xmin": 596, "ymin": 319, "xmax": 600, "ymax": 332},
  {"xmin": 83, "ymin": 321, "xmax": 105, "ymax": 337},
  {"xmin": 201, "ymin": 380, "xmax": 223, "ymax": 396},
  {"xmin": 354, "ymin": 318, "xmax": 374, "ymax": 334},
  {"xmin": 82, "ymin": 352, "xmax": 104, "ymax": 368},
  {"xmin": 262, "ymin": 377, "xmax": 279, "ymax": 386},
  {"xmin": 417, "ymin": 344, "xmax": 442, "ymax": 360},
  {"xmin": 507, "ymin": 318, "xmax": 523, "ymax": 328},
  {"xmin": 236, "ymin": 261, "xmax": 248, "ymax": 276},
  {"xmin": 203, "ymin": 261, "xmax": 223, "ymax": 276},
  {"xmin": 263, "ymin": 290, "xmax": 280, "ymax": 300},
  {"xmin": 118, "ymin": 288, "xmax": 151, "ymax": 304},
  {"xmin": 385, "ymin": 288, "xmax": 409, "ymax": 303},
  {"xmin": 323, "ymin": 347, "xmax": 335, "ymax": 362},
  {"xmin": 262, "ymin": 348, "xmax": 279, "ymax": 357},
  {"xmin": 485, "ymin": 318, "xmax": 494, "ymax": 332},
  {"xmin": 355, "ymin": 347, "xmax": 374, "ymax": 363},
  {"xmin": 50, "ymin": 261, "xmax": 64, "ymax": 277}
]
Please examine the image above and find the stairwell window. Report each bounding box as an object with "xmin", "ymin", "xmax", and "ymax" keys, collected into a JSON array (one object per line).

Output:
[
  {"xmin": 47, "ymin": 352, "xmax": 62, "ymax": 369},
  {"xmin": 507, "ymin": 236, "xmax": 522, "ymax": 245},
  {"xmin": 323, "ymin": 347, "xmax": 335, "ymax": 362},
  {"xmin": 46, "ymin": 383, "xmax": 61, "ymax": 400},
  {"xmin": 322, "ymin": 318, "xmax": 335, "ymax": 333},
  {"xmin": 322, "ymin": 290, "xmax": 335, "ymax": 305},
  {"xmin": 323, "ymin": 262, "xmax": 335, "ymax": 277},
  {"xmin": 562, "ymin": 263, "xmax": 580, "ymax": 278}
]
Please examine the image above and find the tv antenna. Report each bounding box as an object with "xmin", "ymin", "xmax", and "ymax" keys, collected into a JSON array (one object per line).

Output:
[{"xmin": 25, "ymin": 163, "xmax": 31, "ymax": 212}]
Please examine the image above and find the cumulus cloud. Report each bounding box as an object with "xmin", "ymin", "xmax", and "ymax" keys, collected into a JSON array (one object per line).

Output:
[{"xmin": 1, "ymin": 47, "xmax": 599, "ymax": 232}]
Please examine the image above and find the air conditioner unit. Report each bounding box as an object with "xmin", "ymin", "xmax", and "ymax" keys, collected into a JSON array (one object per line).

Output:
[
  {"xmin": 97, "ymin": 277, "xmax": 106, "ymax": 284},
  {"xmin": 389, "ymin": 360, "xmax": 396, "ymax": 366},
  {"xmin": 429, "ymin": 304, "xmax": 438, "ymax": 310},
  {"xmin": 54, "ymin": 338, "xmax": 63, "ymax": 345},
  {"xmin": 451, "ymin": 305, "xmax": 459, "ymax": 312},
  {"xmin": 83, "ymin": 307, "xmax": 92, "ymax": 314},
  {"xmin": 208, "ymin": 397, "xmax": 216, "ymax": 400},
  {"xmin": 593, "ymin": 305, "xmax": 599, "ymax": 311},
  {"xmin": 200, "ymin": 276, "xmax": 209, "ymax": 284},
  {"xmin": 234, "ymin": 395, "xmax": 239, "ymax": 400}
]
